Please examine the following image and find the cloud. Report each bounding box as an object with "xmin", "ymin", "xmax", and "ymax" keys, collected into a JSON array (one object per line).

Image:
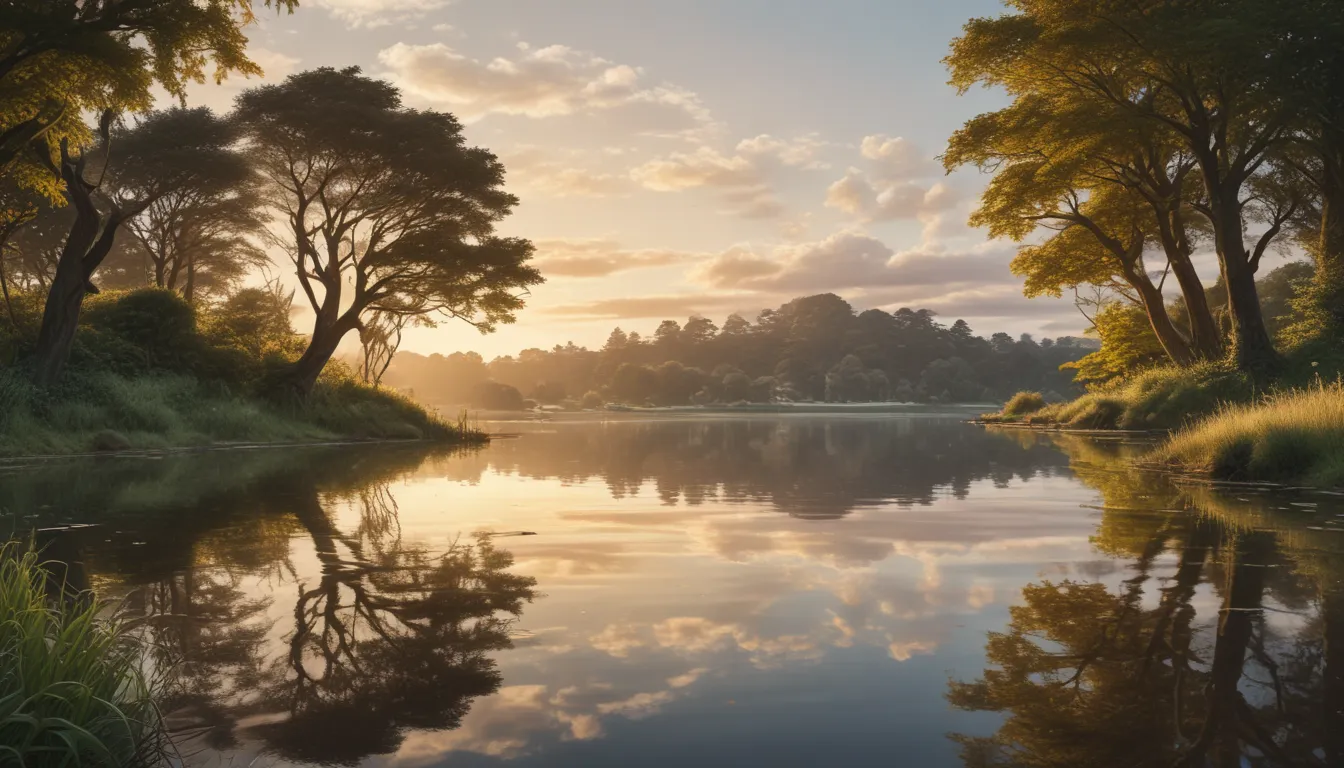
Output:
[
  {"xmin": 309, "ymin": 0, "xmax": 449, "ymax": 27},
  {"xmin": 825, "ymin": 168, "xmax": 957, "ymax": 222},
  {"xmin": 736, "ymin": 134, "xmax": 830, "ymax": 169},
  {"xmin": 631, "ymin": 135, "xmax": 832, "ymax": 219},
  {"xmin": 533, "ymin": 239, "xmax": 701, "ymax": 278},
  {"xmin": 691, "ymin": 232, "xmax": 1017, "ymax": 294},
  {"xmin": 824, "ymin": 135, "xmax": 956, "ymax": 223},
  {"xmin": 542, "ymin": 293, "xmax": 754, "ymax": 320},
  {"xmin": 506, "ymin": 149, "xmax": 631, "ymax": 199},
  {"xmin": 377, "ymin": 41, "xmax": 711, "ymax": 125}
]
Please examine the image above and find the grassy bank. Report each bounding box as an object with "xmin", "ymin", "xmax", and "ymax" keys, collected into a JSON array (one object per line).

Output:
[
  {"xmin": 0, "ymin": 288, "xmax": 483, "ymax": 456},
  {"xmin": 0, "ymin": 542, "xmax": 171, "ymax": 765},
  {"xmin": 0, "ymin": 368, "xmax": 480, "ymax": 457},
  {"xmin": 1150, "ymin": 382, "xmax": 1344, "ymax": 486},
  {"xmin": 980, "ymin": 362, "xmax": 1254, "ymax": 431}
]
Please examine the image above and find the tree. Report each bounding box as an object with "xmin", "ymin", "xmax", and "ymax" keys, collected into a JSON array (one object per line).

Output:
[
  {"xmin": 113, "ymin": 108, "xmax": 266, "ymax": 303},
  {"xmin": 29, "ymin": 109, "xmax": 250, "ymax": 385},
  {"xmin": 946, "ymin": 0, "xmax": 1300, "ymax": 374},
  {"xmin": 0, "ymin": 0, "xmax": 295, "ymax": 192},
  {"xmin": 235, "ymin": 67, "xmax": 541, "ymax": 397}
]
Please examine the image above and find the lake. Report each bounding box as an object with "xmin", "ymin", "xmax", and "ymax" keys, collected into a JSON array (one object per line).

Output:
[{"xmin": 2, "ymin": 413, "xmax": 1342, "ymax": 767}]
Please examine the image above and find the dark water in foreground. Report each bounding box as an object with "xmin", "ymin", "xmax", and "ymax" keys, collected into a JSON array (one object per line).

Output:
[{"xmin": 2, "ymin": 414, "xmax": 1343, "ymax": 767}]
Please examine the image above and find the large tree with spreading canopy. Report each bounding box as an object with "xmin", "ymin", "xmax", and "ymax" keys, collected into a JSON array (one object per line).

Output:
[{"xmin": 234, "ymin": 67, "xmax": 542, "ymax": 397}]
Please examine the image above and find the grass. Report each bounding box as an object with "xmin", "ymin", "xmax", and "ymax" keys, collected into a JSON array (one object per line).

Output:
[
  {"xmin": 0, "ymin": 367, "xmax": 486, "ymax": 457},
  {"xmin": 0, "ymin": 541, "xmax": 171, "ymax": 766},
  {"xmin": 1000, "ymin": 391, "xmax": 1047, "ymax": 418},
  {"xmin": 981, "ymin": 362, "xmax": 1254, "ymax": 431},
  {"xmin": 1150, "ymin": 379, "xmax": 1344, "ymax": 486}
]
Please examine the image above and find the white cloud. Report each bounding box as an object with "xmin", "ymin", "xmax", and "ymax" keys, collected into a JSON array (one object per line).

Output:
[
  {"xmin": 505, "ymin": 149, "xmax": 631, "ymax": 199},
  {"xmin": 824, "ymin": 135, "xmax": 956, "ymax": 223},
  {"xmin": 631, "ymin": 136, "xmax": 829, "ymax": 219},
  {"xmin": 736, "ymin": 133, "xmax": 830, "ymax": 169},
  {"xmin": 691, "ymin": 232, "xmax": 1016, "ymax": 294},
  {"xmin": 377, "ymin": 41, "xmax": 711, "ymax": 125},
  {"xmin": 825, "ymin": 168, "xmax": 956, "ymax": 222},
  {"xmin": 533, "ymin": 238, "xmax": 701, "ymax": 278},
  {"xmin": 309, "ymin": 0, "xmax": 450, "ymax": 28}
]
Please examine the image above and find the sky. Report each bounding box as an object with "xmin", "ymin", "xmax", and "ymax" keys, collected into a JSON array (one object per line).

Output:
[{"xmin": 172, "ymin": 0, "xmax": 1100, "ymax": 359}]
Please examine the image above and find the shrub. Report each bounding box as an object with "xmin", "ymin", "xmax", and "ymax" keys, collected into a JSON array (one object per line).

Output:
[
  {"xmin": 1001, "ymin": 391, "xmax": 1046, "ymax": 417},
  {"xmin": 580, "ymin": 390, "xmax": 604, "ymax": 410},
  {"xmin": 0, "ymin": 541, "xmax": 171, "ymax": 765}
]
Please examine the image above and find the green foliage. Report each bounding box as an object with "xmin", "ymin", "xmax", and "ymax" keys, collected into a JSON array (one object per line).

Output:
[
  {"xmin": 0, "ymin": 288, "xmax": 480, "ymax": 455},
  {"xmin": 0, "ymin": 541, "xmax": 171, "ymax": 765},
  {"xmin": 384, "ymin": 294, "xmax": 1095, "ymax": 408}
]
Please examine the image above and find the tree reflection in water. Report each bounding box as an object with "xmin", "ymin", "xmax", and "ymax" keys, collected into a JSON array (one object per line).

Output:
[
  {"xmin": 98, "ymin": 446, "xmax": 539, "ymax": 765},
  {"xmin": 949, "ymin": 435, "xmax": 1344, "ymax": 767}
]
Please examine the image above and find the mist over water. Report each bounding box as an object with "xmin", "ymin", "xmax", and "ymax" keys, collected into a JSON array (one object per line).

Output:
[{"xmin": 3, "ymin": 414, "xmax": 1341, "ymax": 767}]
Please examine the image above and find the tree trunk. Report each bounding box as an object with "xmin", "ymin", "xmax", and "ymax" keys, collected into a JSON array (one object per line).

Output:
[
  {"xmin": 1206, "ymin": 185, "xmax": 1278, "ymax": 375},
  {"xmin": 283, "ymin": 314, "xmax": 357, "ymax": 398},
  {"xmin": 1127, "ymin": 268, "xmax": 1196, "ymax": 365},
  {"xmin": 30, "ymin": 206, "xmax": 106, "ymax": 387},
  {"xmin": 1153, "ymin": 205, "xmax": 1222, "ymax": 360},
  {"xmin": 1316, "ymin": 151, "xmax": 1344, "ymax": 335},
  {"xmin": 1176, "ymin": 531, "xmax": 1271, "ymax": 767}
]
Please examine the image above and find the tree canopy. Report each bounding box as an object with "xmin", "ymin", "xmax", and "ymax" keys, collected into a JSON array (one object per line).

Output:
[{"xmin": 234, "ymin": 67, "xmax": 542, "ymax": 395}]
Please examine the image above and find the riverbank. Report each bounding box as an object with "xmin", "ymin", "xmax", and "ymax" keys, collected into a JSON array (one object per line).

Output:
[
  {"xmin": 981, "ymin": 347, "xmax": 1344, "ymax": 486},
  {"xmin": 0, "ymin": 369, "xmax": 485, "ymax": 457}
]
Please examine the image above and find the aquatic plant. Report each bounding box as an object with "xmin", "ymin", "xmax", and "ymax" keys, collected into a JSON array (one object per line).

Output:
[{"xmin": 0, "ymin": 542, "xmax": 172, "ymax": 766}]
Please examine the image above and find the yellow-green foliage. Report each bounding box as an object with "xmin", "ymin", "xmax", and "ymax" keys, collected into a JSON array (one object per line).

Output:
[
  {"xmin": 985, "ymin": 363, "xmax": 1253, "ymax": 431},
  {"xmin": 1152, "ymin": 381, "xmax": 1344, "ymax": 486},
  {"xmin": 1001, "ymin": 391, "xmax": 1047, "ymax": 417},
  {"xmin": 0, "ymin": 542, "xmax": 171, "ymax": 765},
  {"xmin": 1063, "ymin": 303, "xmax": 1168, "ymax": 387}
]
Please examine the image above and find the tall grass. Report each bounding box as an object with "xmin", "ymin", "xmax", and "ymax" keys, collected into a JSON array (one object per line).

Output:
[
  {"xmin": 982, "ymin": 362, "xmax": 1253, "ymax": 431},
  {"xmin": 1150, "ymin": 379, "xmax": 1344, "ymax": 486},
  {"xmin": 0, "ymin": 367, "xmax": 486, "ymax": 457},
  {"xmin": 0, "ymin": 542, "xmax": 171, "ymax": 766}
]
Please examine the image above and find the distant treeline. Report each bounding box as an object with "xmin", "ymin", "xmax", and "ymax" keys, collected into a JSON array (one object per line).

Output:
[{"xmin": 384, "ymin": 293, "xmax": 1098, "ymax": 409}]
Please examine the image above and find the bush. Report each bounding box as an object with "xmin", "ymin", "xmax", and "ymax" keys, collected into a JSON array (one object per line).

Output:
[
  {"xmin": 1001, "ymin": 391, "xmax": 1046, "ymax": 417},
  {"xmin": 580, "ymin": 390, "xmax": 604, "ymax": 410},
  {"xmin": 0, "ymin": 541, "xmax": 171, "ymax": 765}
]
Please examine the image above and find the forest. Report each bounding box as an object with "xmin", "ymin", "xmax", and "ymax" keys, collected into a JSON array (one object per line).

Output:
[{"xmin": 384, "ymin": 293, "xmax": 1098, "ymax": 409}]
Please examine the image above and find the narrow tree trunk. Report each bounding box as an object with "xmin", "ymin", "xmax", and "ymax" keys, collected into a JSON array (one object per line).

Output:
[
  {"xmin": 1164, "ymin": 222, "xmax": 1223, "ymax": 359},
  {"xmin": 1176, "ymin": 531, "xmax": 1271, "ymax": 766},
  {"xmin": 1316, "ymin": 150, "xmax": 1344, "ymax": 335},
  {"xmin": 1128, "ymin": 269, "xmax": 1196, "ymax": 365}
]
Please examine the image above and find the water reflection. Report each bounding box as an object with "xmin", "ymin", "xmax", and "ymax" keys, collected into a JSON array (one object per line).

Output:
[
  {"xmin": 950, "ymin": 433, "xmax": 1344, "ymax": 768},
  {"xmin": 1, "ymin": 416, "xmax": 1342, "ymax": 766}
]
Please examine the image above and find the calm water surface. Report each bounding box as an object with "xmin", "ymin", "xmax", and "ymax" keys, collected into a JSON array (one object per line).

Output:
[{"xmin": 2, "ymin": 413, "xmax": 1342, "ymax": 767}]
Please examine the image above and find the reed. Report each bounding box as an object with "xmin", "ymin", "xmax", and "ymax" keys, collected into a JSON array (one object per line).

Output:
[{"xmin": 0, "ymin": 542, "xmax": 171, "ymax": 766}]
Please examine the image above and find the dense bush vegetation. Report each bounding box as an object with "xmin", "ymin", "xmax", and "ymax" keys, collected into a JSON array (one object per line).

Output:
[
  {"xmin": 386, "ymin": 293, "xmax": 1097, "ymax": 408},
  {"xmin": 0, "ymin": 288, "xmax": 476, "ymax": 455}
]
